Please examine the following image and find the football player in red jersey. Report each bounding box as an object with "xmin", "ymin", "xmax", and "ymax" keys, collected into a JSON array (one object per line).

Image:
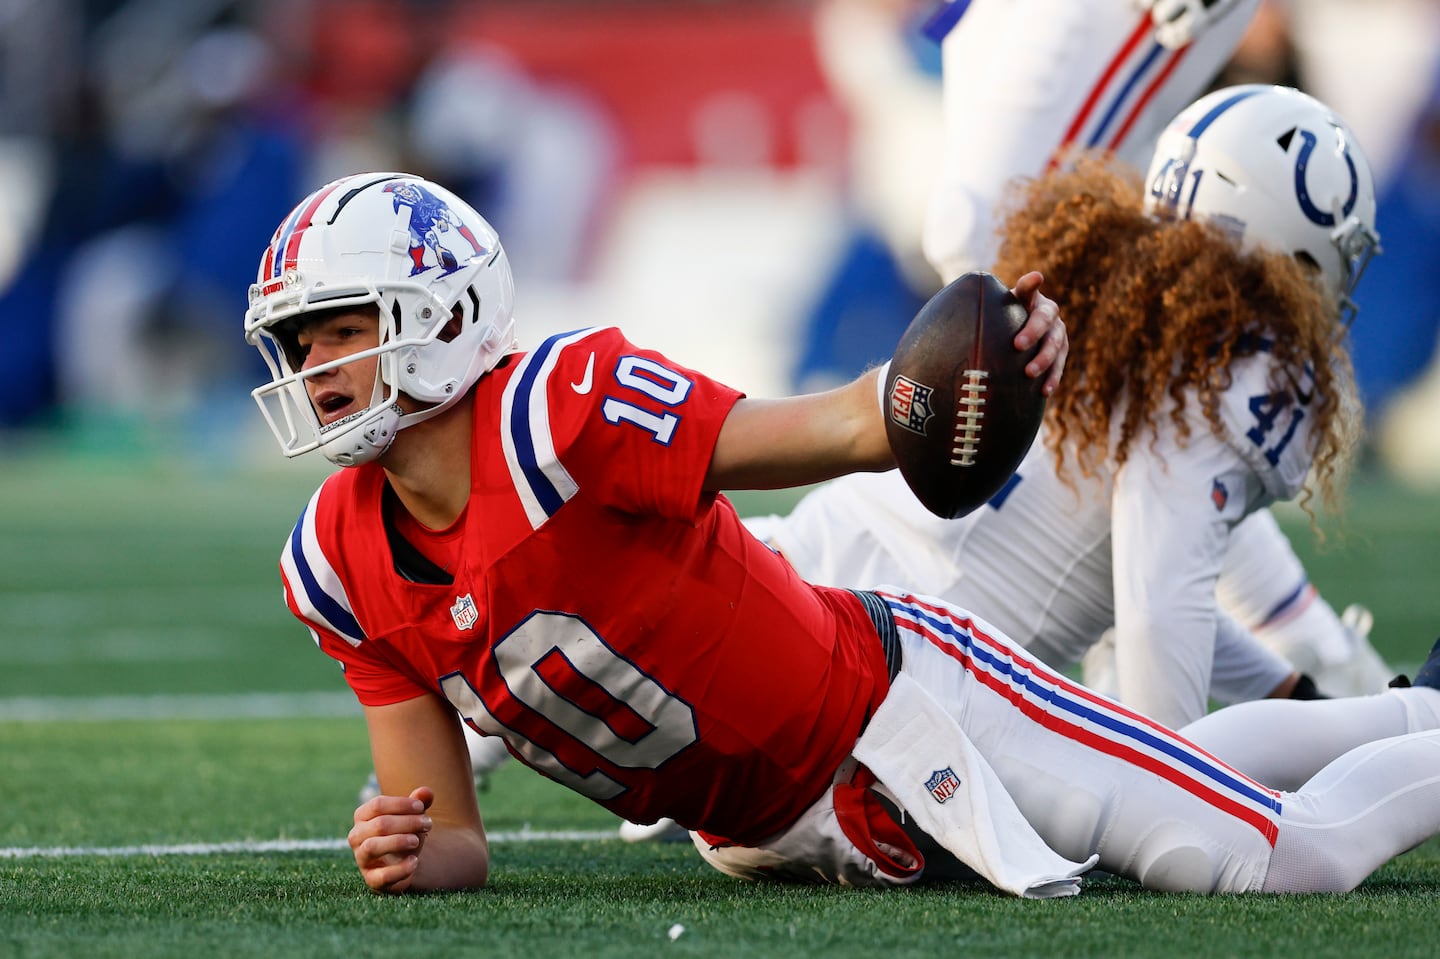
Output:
[{"xmin": 246, "ymin": 171, "xmax": 1440, "ymax": 898}]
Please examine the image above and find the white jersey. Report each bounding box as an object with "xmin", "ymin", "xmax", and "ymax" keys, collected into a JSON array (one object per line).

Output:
[
  {"xmin": 922, "ymin": 0, "xmax": 1261, "ymax": 280},
  {"xmin": 758, "ymin": 347, "xmax": 1314, "ymax": 728}
]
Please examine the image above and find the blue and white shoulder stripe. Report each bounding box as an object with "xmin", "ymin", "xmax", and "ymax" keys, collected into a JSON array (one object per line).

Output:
[
  {"xmin": 280, "ymin": 485, "xmax": 366, "ymax": 649},
  {"xmin": 500, "ymin": 327, "xmax": 605, "ymax": 530}
]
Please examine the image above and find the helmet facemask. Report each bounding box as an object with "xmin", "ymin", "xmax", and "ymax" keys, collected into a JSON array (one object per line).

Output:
[
  {"xmin": 1325, "ymin": 212, "xmax": 1381, "ymax": 328},
  {"xmin": 250, "ymin": 296, "xmax": 408, "ymax": 467}
]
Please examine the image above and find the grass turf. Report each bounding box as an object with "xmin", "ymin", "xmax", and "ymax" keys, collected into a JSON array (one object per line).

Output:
[{"xmin": 1, "ymin": 456, "xmax": 1438, "ymax": 957}]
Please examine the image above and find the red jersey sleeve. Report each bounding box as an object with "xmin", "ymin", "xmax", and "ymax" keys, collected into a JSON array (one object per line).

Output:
[
  {"xmin": 497, "ymin": 327, "xmax": 743, "ymax": 522},
  {"xmin": 279, "ymin": 477, "xmax": 429, "ymax": 707}
]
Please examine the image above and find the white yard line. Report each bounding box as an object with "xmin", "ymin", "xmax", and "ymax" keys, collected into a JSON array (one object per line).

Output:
[
  {"xmin": 1, "ymin": 695, "xmax": 627, "ymax": 858},
  {"xmin": 0, "ymin": 692, "xmax": 361, "ymax": 721},
  {"xmin": 0, "ymin": 829, "xmax": 620, "ymax": 859}
]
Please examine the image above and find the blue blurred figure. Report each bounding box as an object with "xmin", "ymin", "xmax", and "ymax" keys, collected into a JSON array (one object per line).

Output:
[{"xmin": 1347, "ymin": 61, "xmax": 1440, "ymax": 425}]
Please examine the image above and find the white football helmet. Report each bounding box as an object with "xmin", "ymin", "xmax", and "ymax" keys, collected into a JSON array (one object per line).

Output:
[
  {"xmin": 1144, "ymin": 85, "xmax": 1381, "ymax": 324},
  {"xmin": 244, "ymin": 172, "xmax": 516, "ymax": 466}
]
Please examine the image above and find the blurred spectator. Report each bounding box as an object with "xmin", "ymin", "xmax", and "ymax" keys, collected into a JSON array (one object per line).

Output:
[
  {"xmin": 791, "ymin": 0, "xmax": 942, "ymax": 393},
  {"xmin": 50, "ymin": 18, "xmax": 304, "ymax": 450},
  {"xmin": 1, "ymin": 0, "xmax": 619, "ymax": 449},
  {"xmin": 285, "ymin": 0, "xmax": 426, "ymax": 183},
  {"xmin": 0, "ymin": 0, "xmax": 84, "ymax": 428},
  {"xmin": 1350, "ymin": 60, "xmax": 1440, "ymax": 423},
  {"xmin": 0, "ymin": 0, "xmax": 309, "ymax": 444},
  {"xmin": 1367, "ymin": 63, "xmax": 1440, "ymax": 487},
  {"xmin": 1211, "ymin": 0, "xmax": 1301, "ymax": 88},
  {"xmin": 406, "ymin": 45, "xmax": 619, "ymax": 286}
]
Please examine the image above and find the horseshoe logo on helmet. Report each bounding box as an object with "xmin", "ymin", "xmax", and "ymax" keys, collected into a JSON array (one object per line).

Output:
[{"xmin": 1293, "ymin": 129, "xmax": 1358, "ymax": 227}]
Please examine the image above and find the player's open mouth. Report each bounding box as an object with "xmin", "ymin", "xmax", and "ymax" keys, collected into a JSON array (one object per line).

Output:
[{"xmin": 315, "ymin": 392, "xmax": 355, "ymax": 424}]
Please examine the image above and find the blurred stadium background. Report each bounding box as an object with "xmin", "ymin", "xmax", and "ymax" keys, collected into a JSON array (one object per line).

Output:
[{"xmin": 1, "ymin": 0, "xmax": 1438, "ymax": 473}]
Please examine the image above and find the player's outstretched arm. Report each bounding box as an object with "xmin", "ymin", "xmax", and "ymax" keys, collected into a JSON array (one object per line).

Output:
[
  {"xmin": 705, "ymin": 367, "xmax": 894, "ymax": 492},
  {"xmin": 705, "ymin": 275, "xmax": 1065, "ymax": 492},
  {"xmin": 349, "ymin": 695, "xmax": 489, "ymax": 894}
]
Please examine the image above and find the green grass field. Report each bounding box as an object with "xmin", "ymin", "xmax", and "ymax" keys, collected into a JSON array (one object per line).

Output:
[{"xmin": 2, "ymin": 453, "xmax": 1438, "ymax": 958}]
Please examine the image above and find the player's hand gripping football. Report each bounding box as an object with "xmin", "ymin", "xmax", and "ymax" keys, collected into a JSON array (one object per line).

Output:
[
  {"xmin": 1010, "ymin": 271, "xmax": 1067, "ymax": 395},
  {"xmin": 349, "ymin": 786, "xmax": 435, "ymax": 894}
]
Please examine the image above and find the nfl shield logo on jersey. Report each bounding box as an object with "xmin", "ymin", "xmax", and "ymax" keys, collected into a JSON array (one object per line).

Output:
[
  {"xmin": 450, "ymin": 593, "xmax": 479, "ymax": 631},
  {"xmin": 925, "ymin": 766, "xmax": 961, "ymax": 804},
  {"xmin": 1211, "ymin": 477, "xmax": 1229, "ymax": 512}
]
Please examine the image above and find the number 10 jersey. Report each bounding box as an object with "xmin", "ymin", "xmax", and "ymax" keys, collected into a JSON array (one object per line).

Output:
[{"xmin": 279, "ymin": 326, "xmax": 891, "ymax": 844}]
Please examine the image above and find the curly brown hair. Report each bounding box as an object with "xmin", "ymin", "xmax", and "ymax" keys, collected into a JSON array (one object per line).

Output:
[{"xmin": 990, "ymin": 153, "xmax": 1360, "ymax": 517}]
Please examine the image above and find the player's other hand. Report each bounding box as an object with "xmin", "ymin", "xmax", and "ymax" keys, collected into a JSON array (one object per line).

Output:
[
  {"xmin": 1009, "ymin": 271, "xmax": 1067, "ymax": 396},
  {"xmin": 1137, "ymin": 0, "xmax": 1247, "ymax": 50},
  {"xmin": 349, "ymin": 786, "xmax": 435, "ymax": 894}
]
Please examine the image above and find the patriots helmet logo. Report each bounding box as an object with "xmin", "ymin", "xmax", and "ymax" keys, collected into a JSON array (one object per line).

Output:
[{"xmin": 384, "ymin": 181, "xmax": 487, "ymax": 277}]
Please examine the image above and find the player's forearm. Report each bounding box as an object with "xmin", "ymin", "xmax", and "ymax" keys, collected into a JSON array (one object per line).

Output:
[{"xmin": 706, "ymin": 368, "xmax": 894, "ymax": 491}]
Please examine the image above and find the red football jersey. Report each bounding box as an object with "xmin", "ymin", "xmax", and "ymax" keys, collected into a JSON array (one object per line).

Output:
[{"xmin": 280, "ymin": 327, "xmax": 891, "ymax": 843}]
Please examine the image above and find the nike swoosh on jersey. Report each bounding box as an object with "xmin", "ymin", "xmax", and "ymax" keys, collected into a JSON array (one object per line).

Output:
[{"xmin": 571, "ymin": 352, "xmax": 596, "ymax": 394}]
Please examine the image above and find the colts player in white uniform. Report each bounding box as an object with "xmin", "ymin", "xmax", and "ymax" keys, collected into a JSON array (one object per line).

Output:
[
  {"xmin": 918, "ymin": 0, "xmax": 1390, "ymax": 703},
  {"xmin": 749, "ymin": 84, "xmax": 1440, "ymax": 796}
]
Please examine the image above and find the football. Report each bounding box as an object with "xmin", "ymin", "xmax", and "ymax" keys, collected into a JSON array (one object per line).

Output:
[{"xmin": 883, "ymin": 271, "xmax": 1047, "ymax": 519}]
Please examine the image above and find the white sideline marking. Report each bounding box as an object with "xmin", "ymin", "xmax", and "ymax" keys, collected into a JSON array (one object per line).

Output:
[
  {"xmin": 0, "ymin": 830, "xmax": 619, "ymax": 859},
  {"xmin": 0, "ymin": 692, "xmax": 362, "ymax": 721}
]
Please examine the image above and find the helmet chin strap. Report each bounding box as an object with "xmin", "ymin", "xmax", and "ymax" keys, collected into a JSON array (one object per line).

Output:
[
  {"xmin": 320, "ymin": 402, "xmax": 404, "ymax": 467},
  {"xmin": 317, "ymin": 386, "xmax": 472, "ymax": 468}
]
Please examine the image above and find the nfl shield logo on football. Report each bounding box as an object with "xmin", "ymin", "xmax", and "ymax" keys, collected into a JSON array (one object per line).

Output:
[
  {"xmin": 925, "ymin": 766, "xmax": 961, "ymax": 804},
  {"xmin": 889, "ymin": 375, "xmax": 935, "ymax": 436},
  {"xmin": 450, "ymin": 593, "xmax": 479, "ymax": 631}
]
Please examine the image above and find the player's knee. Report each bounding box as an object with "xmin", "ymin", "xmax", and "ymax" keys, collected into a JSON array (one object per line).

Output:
[
  {"xmin": 1134, "ymin": 843, "xmax": 1219, "ymax": 893},
  {"xmin": 1260, "ymin": 828, "xmax": 1364, "ymax": 894},
  {"xmin": 1129, "ymin": 822, "xmax": 1261, "ymax": 893}
]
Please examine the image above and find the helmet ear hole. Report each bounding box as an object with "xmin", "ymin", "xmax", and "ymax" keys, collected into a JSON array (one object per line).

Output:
[
  {"xmin": 438, "ymin": 306, "xmax": 464, "ymax": 344},
  {"xmin": 1293, "ymin": 251, "xmax": 1322, "ymax": 279}
]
